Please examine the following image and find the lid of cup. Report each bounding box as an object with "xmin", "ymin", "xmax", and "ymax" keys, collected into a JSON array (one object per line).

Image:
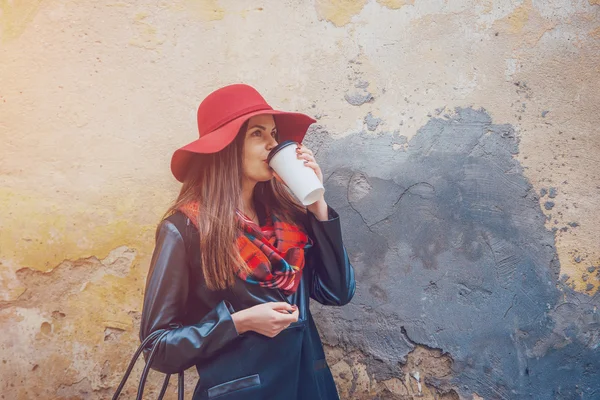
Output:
[{"xmin": 267, "ymin": 140, "xmax": 297, "ymax": 164}]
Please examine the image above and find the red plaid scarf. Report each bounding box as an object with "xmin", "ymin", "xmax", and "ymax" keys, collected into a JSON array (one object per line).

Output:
[{"xmin": 178, "ymin": 202, "xmax": 312, "ymax": 295}]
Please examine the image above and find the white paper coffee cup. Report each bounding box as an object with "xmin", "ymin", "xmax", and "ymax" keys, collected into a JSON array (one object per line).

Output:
[{"xmin": 268, "ymin": 141, "xmax": 325, "ymax": 206}]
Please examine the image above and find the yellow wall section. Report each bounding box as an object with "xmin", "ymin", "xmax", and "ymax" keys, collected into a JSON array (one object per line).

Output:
[
  {"xmin": 0, "ymin": 0, "xmax": 43, "ymax": 41},
  {"xmin": 315, "ymin": 0, "xmax": 368, "ymax": 27},
  {"xmin": 180, "ymin": 0, "xmax": 225, "ymax": 21},
  {"xmin": 0, "ymin": 188, "xmax": 155, "ymax": 272},
  {"xmin": 376, "ymin": 0, "xmax": 415, "ymax": 9}
]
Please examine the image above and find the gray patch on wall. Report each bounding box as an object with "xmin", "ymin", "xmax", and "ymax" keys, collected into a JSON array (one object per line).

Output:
[
  {"xmin": 305, "ymin": 107, "xmax": 600, "ymax": 399},
  {"xmin": 344, "ymin": 91, "xmax": 374, "ymax": 106}
]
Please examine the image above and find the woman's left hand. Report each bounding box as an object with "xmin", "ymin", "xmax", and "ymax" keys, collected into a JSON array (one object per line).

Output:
[
  {"xmin": 273, "ymin": 144, "xmax": 329, "ymax": 219},
  {"xmin": 296, "ymin": 144, "xmax": 323, "ymax": 183}
]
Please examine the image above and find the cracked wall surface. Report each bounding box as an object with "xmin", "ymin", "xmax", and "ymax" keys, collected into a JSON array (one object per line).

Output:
[
  {"xmin": 308, "ymin": 107, "xmax": 599, "ymax": 398},
  {"xmin": 1, "ymin": 0, "xmax": 598, "ymax": 399}
]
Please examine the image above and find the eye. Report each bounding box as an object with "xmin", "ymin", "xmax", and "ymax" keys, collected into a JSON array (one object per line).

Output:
[
  {"xmin": 251, "ymin": 130, "xmax": 262, "ymax": 137},
  {"xmin": 271, "ymin": 130, "xmax": 278, "ymax": 138}
]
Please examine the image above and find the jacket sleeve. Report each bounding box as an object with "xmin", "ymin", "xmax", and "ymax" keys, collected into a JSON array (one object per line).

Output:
[
  {"xmin": 139, "ymin": 220, "xmax": 240, "ymax": 374},
  {"xmin": 307, "ymin": 206, "xmax": 356, "ymax": 306}
]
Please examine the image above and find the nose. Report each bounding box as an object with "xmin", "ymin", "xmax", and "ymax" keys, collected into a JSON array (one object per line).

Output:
[{"xmin": 266, "ymin": 136, "xmax": 278, "ymax": 151}]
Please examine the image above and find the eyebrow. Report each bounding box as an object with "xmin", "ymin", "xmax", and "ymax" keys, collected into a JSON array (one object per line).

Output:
[{"xmin": 248, "ymin": 125, "xmax": 277, "ymax": 131}]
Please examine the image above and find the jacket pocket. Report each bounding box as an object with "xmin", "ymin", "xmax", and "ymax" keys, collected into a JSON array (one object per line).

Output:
[
  {"xmin": 196, "ymin": 324, "xmax": 305, "ymax": 400},
  {"xmin": 207, "ymin": 374, "xmax": 261, "ymax": 399},
  {"xmin": 284, "ymin": 319, "xmax": 306, "ymax": 330}
]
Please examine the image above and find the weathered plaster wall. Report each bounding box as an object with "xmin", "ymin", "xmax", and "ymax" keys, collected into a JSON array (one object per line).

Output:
[{"xmin": 1, "ymin": 0, "xmax": 598, "ymax": 399}]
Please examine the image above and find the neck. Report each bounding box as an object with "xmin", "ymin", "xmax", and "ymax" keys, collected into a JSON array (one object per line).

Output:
[{"xmin": 240, "ymin": 178, "xmax": 257, "ymax": 214}]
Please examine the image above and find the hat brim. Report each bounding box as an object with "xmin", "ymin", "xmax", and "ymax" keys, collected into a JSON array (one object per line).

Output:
[{"xmin": 171, "ymin": 109, "xmax": 316, "ymax": 182}]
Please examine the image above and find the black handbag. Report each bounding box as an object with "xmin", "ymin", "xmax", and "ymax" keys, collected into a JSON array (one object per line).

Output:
[{"xmin": 112, "ymin": 328, "xmax": 185, "ymax": 400}]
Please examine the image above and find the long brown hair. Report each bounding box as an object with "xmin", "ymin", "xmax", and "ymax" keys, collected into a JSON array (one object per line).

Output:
[{"xmin": 162, "ymin": 121, "xmax": 307, "ymax": 291}]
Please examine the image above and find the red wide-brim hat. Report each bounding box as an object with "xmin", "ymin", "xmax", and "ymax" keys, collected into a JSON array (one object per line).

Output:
[{"xmin": 171, "ymin": 84, "xmax": 316, "ymax": 182}]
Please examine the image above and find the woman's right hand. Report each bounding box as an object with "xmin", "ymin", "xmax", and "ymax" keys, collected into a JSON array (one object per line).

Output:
[{"xmin": 231, "ymin": 302, "xmax": 299, "ymax": 338}]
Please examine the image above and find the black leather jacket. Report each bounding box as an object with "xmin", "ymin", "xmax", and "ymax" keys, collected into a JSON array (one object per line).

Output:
[{"xmin": 139, "ymin": 205, "xmax": 355, "ymax": 400}]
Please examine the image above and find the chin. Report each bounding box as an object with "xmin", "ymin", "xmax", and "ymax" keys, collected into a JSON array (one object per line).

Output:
[
  {"xmin": 261, "ymin": 167, "xmax": 275, "ymax": 181},
  {"xmin": 249, "ymin": 173, "xmax": 273, "ymax": 183},
  {"xmin": 261, "ymin": 173, "xmax": 275, "ymax": 182}
]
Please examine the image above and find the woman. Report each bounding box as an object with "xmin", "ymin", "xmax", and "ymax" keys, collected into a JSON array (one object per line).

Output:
[{"xmin": 140, "ymin": 84, "xmax": 355, "ymax": 400}]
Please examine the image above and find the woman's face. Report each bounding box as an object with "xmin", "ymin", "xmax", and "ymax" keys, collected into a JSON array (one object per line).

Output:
[{"xmin": 242, "ymin": 114, "xmax": 278, "ymax": 182}]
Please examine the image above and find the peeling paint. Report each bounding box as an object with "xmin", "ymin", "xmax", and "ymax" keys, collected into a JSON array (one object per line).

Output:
[
  {"xmin": 504, "ymin": 1, "xmax": 530, "ymax": 33},
  {"xmin": 0, "ymin": 0, "xmax": 43, "ymax": 42},
  {"xmin": 0, "ymin": 188, "xmax": 155, "ymax": 272},
  {"xmin": 314, "ymin": 0, "xmax": 367, "ymax": 27},
  {"xmin": 376, "ymin": 0, "xmax": 415, "ymax": 10},
  {"xmin": 492, "ymin": 0, "xmax": 557, "ymax": 47},
  {"xmin": 0, "ymin": 248, "xmax": 146, "ymax": 397},
  {"xmin": 311, "ymin": 107, "xmax": 600, "ymax": 398},
  {"xmin": 129, "ymin": 12, "xmax": 165, "ymax": 49},
  {"xmin": 345, "ymin": 90, "xmax": 374, "ymax": 106},
  {"xmin": 325, "ymin": 344, "xmax": 457, "ymax": 399},
  {"xmin": 364, "ymin": 112, "xmax": 382, "ymax": 131},
  {"xmin": 177, "ymin": 0, "xmax": 225, "ymax": 21},
  {"xmin": 482, "ymin": 0, "xmax": 493, "ymax": 14},
  {"xmin": 538, "ymin": 186, "xmax": 600, "ymax": 294}
]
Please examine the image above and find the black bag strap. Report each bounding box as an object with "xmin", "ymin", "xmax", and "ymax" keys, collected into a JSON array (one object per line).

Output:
[{"xmin": 112, "ymin": 329, "xmax": 185, "ymax": 400}]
